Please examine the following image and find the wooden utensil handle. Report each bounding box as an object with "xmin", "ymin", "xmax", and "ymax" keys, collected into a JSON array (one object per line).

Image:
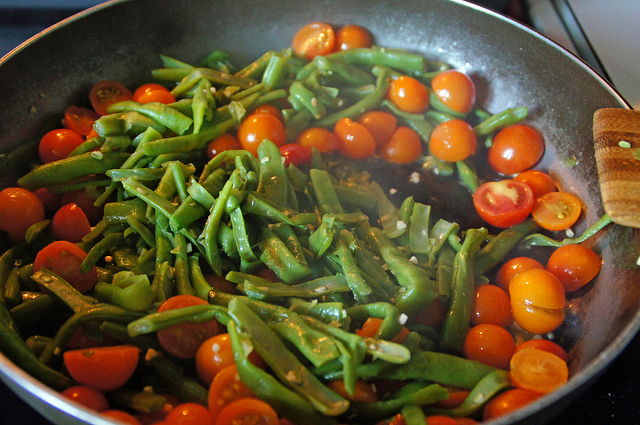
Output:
[{"xmin": 593, "ymin": 108, "xmax": 640, "ymax": 228}]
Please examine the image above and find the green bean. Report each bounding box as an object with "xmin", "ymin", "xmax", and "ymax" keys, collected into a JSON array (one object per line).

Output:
[
  {"xmin": 107, "ymin": 100, "xmax": 193, "ymax": 135},
  {"xmin": 348, "ymin": 383, "xmax": 448, "ymax": 418},
  {"xmin": 474, "ymin": 106, "xmax": 528, "ymax": 137},
  {"xmin": 401, "ymin": 404, "xmax": 427, "ymax": 425},
  {"xmin": 81, "ymin": 233, "xmax": 125, "ymax": 273},
  {"xmin": 191, "ymin": 78, "xmax": 214, "ymax": 134},
  {"xmin": 3, "ymin": 267, "xmax": 22, "ymax": 307},
  {"xmin": 202, "ymin": 178, "xmax": 234, "ymax": 275},
  {"xmin": 313, "ymin": 55, "xmax": 375, "ymax": 86},
  {"xmin": 188, "ymin": 256, "xmax": 212, "ymax": 301},
  {"xmin": 474, "ymin": 219, "xmax": 539, "ymax": 275},
  {"xmin": 147, "ymin": 354, "xmax": 209, "ymax": 405},
  {"xmin": 456, "ymin": 159, "xmax": 479, "ymax": 193},
  {"xmin": 522, "ymin": 213, "xmax": 613, "ymax": 248},
  {"xmin": 259, "ymin": 229, "xmax": 311, "ymax": 284},
  {"xmin": 141, "ymin": 119, "xmax": 235, "ymax": 156},
  {"xmin": 31, "ymin": 269, "xmax": 94, "ymax": 313}
]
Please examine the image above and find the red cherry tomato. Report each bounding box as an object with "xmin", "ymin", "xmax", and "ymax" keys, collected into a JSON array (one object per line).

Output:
[
  {"xmin": 546, "ymin": 244, "xmax": 602, "ymax": 292},
  {"xmin": 214, "ymin": 398, "xmax": 279, "ymax": 425},
  {"xmin": 335, "ymin": 24, "xmax": 373, "ymax": 51},
  {"xmin": 165, "ymin": 402, "xmax": 216, "ymax": 425},
  {"xmin": 482, "ymin": 388, "xmax": 541, "ymax": 421},
  {"xmin": 133, "ymin": 83, "xmax": 175, "ymax": 104},
  {"xmin": 378, "ymin": 126, "xmax": 423, "ymax": 164},
  {"xmin": 473, "ymin": 179, "xmax": 534, "ymax": 228},
  {"xmin": 470, "ymin": 284, "xmax": 513, "ymax": 328},
  {"xmin": 463, "ymin": 323, "xmax": 515, "ymax": 370},
  {"xmin": 39, "ymin": 128, "xmax": 85, "ymax": 163},
  {"xmin": 509, "ymin": 268, "xmax": 566, "ymax": 334},
  {"xmin": 292, "ymin": 22, "xmax": 336, "ymax": 59},
  {"xmin": 33, "ymin": 240, "xmax": 98, "ymax": 293},
  {"xmin": 495, "ymin": 256, "xmax": 544, "ymax": 292},
  {"xmin": 326, "ymin": 379, "xmax": 378, "ymax": 402},
  {"xmin": 34, "ymin": 187, "xmax": 60, "ymax": 212},
  {"xmin": 431, "ymin": 70, "xmax": 476, "ymax": 114},
  {"xmin": 63, "ymin": 345, "xmax": 139, "ymax": 391},
  {"xmin": 63, "ymin": 105, "xmax": 100, "ymax": 136},
  {"xmin": 279, "ymin": 143, "xmax": 313, "ymax": 167},
  {"xmin": 89, "ymin": 80, "xmax": 133, "ymax": 116},
  {"xmin": 295, "ymin": 127, "xmax": 339, "ymax": 153},
  {"xmin": 333, "ymin": 117, "xmax": 376, "ymax": 159},
  {"xmin": 206, "ymin": 133, "xmax": 241, "ymax": 160},
  {"xmin": 60, "ymin": 189, "xmax": 103, "ymax": 226},
  {"xmin": 530, "ymin": 191, "xmax": 582, "ymax": 231},
  {"xmin": 237, "ymin": 112, "xmax": 286, "ymax": 156},
  {"xmin": 60, "ymin": 385, "xmax": 110, "ymax": 412},
  {"xmin": 513, "ymin": 169, "xmax": 556, "ymax": 198},
  {"xmin": 0, "ymin": 187, "xmax": 45, "ymax": 243},
  {"xmin": 52, "ymin": 203, "xmax": 92, "ymax": 243},
  {"xmin": 355, "ymin": 317, "xmax": 410, "ymax": 344},
  {"xmin": 488, "ymin": 124, "xmax": 545, "ymax": 175},
  {"xmin": 387, "ymin": 76, "xmax": 430, "ymax": 114},
  {"xmin": 429, "ymin": 119, "xmax": 477, "ymax": 162},
  {"xmin": 357, "ymin": 110, "xmax": 398, "ymax": 147},
  {"xmin": 102, "ymin": 410, "xmax": 143, "ymax": 425}
]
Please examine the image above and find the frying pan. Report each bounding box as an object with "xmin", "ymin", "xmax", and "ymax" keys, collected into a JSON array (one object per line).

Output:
[{"xmin": 0, "ymin": 0, "xmax": 637, "ymax": 424}]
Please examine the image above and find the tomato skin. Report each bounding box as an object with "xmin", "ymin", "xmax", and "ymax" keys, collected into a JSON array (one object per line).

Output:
[
  {"xmin": 237, "ymin": 112, "xmax": 287, "ymax": 156},
  {"xmin": 429, "ymin": 119, "xmax": 477, "ymax": 162},
  {"xmin": 39, "ymin": 128, "xmax": 85, "ymax": 163},
  {"xmin": 546, "ymin": 244, "xmax": 602, "ymax": 292},
  {"xmin": 355, "ymin": 317, "xmax": 409, "ymax": 344},
  {"xmin": 207, "ymin": 133, "xmax": 241, "ymax": 160},
  {"xmin": 63, "ymin": 345, "xmax": 140, "ymax": 391},
  {"xmin": 214, "ymin": 397, "xmax": 279, "ymax": 425},
  {"xmin": 515, "ymin": 339, "xmax": 569, "ymax": 363},
  {"xmin": 335, "ymin": 24, "xmax": 373, "ymax": 51},
  {"xmin": 509, "ymin": 268, "xmax": 566, "ymax": 334},
  {"xmin": 482, "ymin": 388, "xmax": 541, "ymax": 421},
  {"xmin": 379, "ymin": 126, "xmax": 423, "ymax": 164},
  {"xmin": 387, "ymin": 76, "xmax": 430, "ymax": 114},
  {"xmin": 196, "ymin": 333, "xmax": 235, "ymax": 386},
  {"xmin": 488, "ymin": 124, "xmax": 545, "ymax": 175},
  {"xmin": 279, "ymin": 143, "xmax": 313, "ymax": 167},
  {"xmin": 52, "ymin": 203, "xmax": 92, "ymax": 243},
  {"xmin": 89, "ymin": 80, "xmax": 133, "ymax": 116},
  {"xmin": 473, "ymin": 179, "xmax": 534, "ymax": 228},
  {"xmin": 470, "ymin": 284, "xmax": 513, "ymax": 328},
  {"xmin": 412, "ymin": 298, "xmax": 448, "ymax": 329},
  {"xmin": 513, "ymin": 170, "xmax": 556, "ymax": 198},
  {"xmin": 251, "ymin": 104, "xmax": 283, "ymax": 121},
  {"xmin": 530, "ymin": 191, "xmax": 582, "ymax": 231},
  {"xmin": 462, "ymin": 323, "xmax": 515, "ymax": 370},
  {"xmin": 63, "ymin": 105, "xmax": 100, "ymax": 136},
  {"xmin": 510, "ymin": 347, "xmax": 568, "ymax": 393},
  {"xmin": 208, "ymin": 365, "xmax": 255, "ymax": 418},
  {"xmin": 0, "ymin": 187, "xmax": 45, "ymax": 243},
  {"xmin": 60, "ymin": 385, "xmax": 110, "ymax": 412},
  {"xmin": 133, "ymin": 83, "xmax": 175, "ymax": 104},
  {"xmin": 34, "ymin": 187, "xmax": 60, "ymax": 212},
  {"xmin": 295, "ymin": 127, "xmax": 339, "ymax": 153},
  {"xmin": 431, "ymin": 70, "xmax": 476, "ymax": 114},
  {"xmin": 156, "ymin": 295, "xmax": 220, "ymax": 359},
  {"xmin": 60, "ymin": 189, "xmax": 103, "ymax": 226},
  {"xmin": 137, "ymin": 394, "xmax": 181, "ymax": 425},
  {"xmin": 495, "ymin": 257, "xmax": 544, "ymax": 292},
  {"xmin": 102, "ymin": 410, "xmax": 143, "ymax": 425},
  {"xmin": 33, "ymin": 240, "xmax": 98, "ymax": 293},
  {"xmin": 326, "ymin": 379, "xmax": 378, "ymax": 402},
  {"xmin": 357, "ymin": 110, "xmax": 397, "ymax": 147},
  {"xmin": 165, "ymin": 402, "xmax": 216, "ymax": 425},
  {"xmin": 333, "ymin": 117, "xmax": 376, "ymax": 159},
  {"xmin": 292, "ymin": 22, "xmax": 336, "ymax": 59}
]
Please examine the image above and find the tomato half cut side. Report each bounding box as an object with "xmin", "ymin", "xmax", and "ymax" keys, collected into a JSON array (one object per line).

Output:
[
  {"xmin": 473, "ymin": 179, "xmax": 534, "ymax": 228},
  {"xmin": 510, "ymin": 347, "xmax": 569, "ymax": 393},
  {"xmin": 292, "ymin": 22, "xmax": 335, "ymax": 59},
  {"xmin": 530, "ymin": 191, "xmax": 582, "ymax": 231},
  {"xmin": 89, "ymin": 80, "xmax": 133, "ymax": 116},
  {"xmin": 214, "ymin": 397, "xmax": 279, "ymax": 425},
  {"xmin": 63, "ymin": 105, "xmax": 100, "ymax": 136}
]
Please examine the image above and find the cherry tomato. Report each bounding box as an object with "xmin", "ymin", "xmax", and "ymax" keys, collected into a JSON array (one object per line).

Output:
[
  {"xmin": 326, "ymin": 379, "xmax": 378, "ymax": 402},
  {"xmin": 546, "ymin": 244, "xmax": 602, "ymax": 292},
  {"xmin": 39, "ymin": 128, "xmax": 85, "ymax": 163},
  {"xmin": 462, "ymin": 323, "xmax": 515, "ymax": 370},
  {"xmin": 488, "ymin": 124, "xmax": 545, "ymax": 175},
  {"xmin": 333, "ymin": 117, "xmax": 376, "ymax": 159},
  {"xmin": 89, "ymin": 80, "xmax": 133, "ymax": 116},
  {"xmin": 34, "ymin": 187, "xmax": 60, "ymax": 212},
  {"xmin": 292, "ymin": 22, "xmax": 336, "ymax": 59},
  {"xmin": 431, "ymin": 70, "xmax": 476, "ymax": 114},
  {"xmin": 252, "ymin": 104, "xmax": 283, "ymax": 121},
  {"xmin": 207, "ymin": 133, "xmax": 241, "ymax": 160},
  {"xmin": 196, "ymin": 333, "xmax": 235, "ymax": 386},
  {"xmin": 63, "ymin": 345, "xmax": 139, "ymax": 391},
  {"xmin": 295, "ymin": 127, "xmax": 339, "ymax": 153},
  {"xmin": 482, "ymin": 388, "xmax": 541, "ymax": 421},
  {"xmin": 357, "ymin": 110, "xmax": 397, "ymax": 147},
  {"xmin": 510, "ymin": 347, "xmax": 568, "ymax": 393},
  {"xmin": 509, "ymin": 268, "xmax": 566, "ymax": 334},
  {"xmin": 470, "ymin": 284, "xmax": 513, "ymax": 328},
  {"xmin": 156, "ymin": 295, "xmax": 220, "ymax": 358},
  {"xmin": 422, "ymin": 416, "xmax": 458, "ymax": 425},
  {"xmin": 137, "ymin": 394, "xmax": 181, "ymax": 425},
  {"xmin": 63, "ymin": 105, "xmax": 100, "ymax": 136},
  {"xmin": 0, "ymin": 187, "xmax": 45, "ymax": 243},
  {"xmin": 530, "ymin": 191, "xmax": 582, "ymax": 231},
  {"xmin": 379, "ymin": 126, "xmax": 422, "ymax": 164},
  {"xmin": 133, "ymin": 83, "xmax": 175, "ymax": 104},
  {"xmin": 495, "ymin": 257, "xmax": 544, "ymax": 292},
  {"xmin": 102, "ymin": 410, "xmax": 143, "ymax": 425},
  {"xmin": 515, "ymin": 339, "xmax": 569, "ymax": 363},
  {"xmin": 429, "ymin": 119, "xmax": 477, "ymax": 162},
  {"xmin": 208, "ymin": 365, "xmax": 255, "ymax": 419},
  {"xmin": 67, "ymin": 326, "xmax": 115, "ymax": 350},
  {"xmin": 205, "ymin": 274, "xmax": 242, "ymax": 295},
  {"xmin": 513, "ymin": 170, "xmax": 556, "ymax": 198},
  {"xmin": 33, "ymin": 240, "xmax": 98, "ymax": 293},
  {"xmin": 214, "ymin": 397, "xmax": 279, "ymax": 425},
  {"xmin": 473, "ymin": 179, "xmax": 534, "ymax": 228},
  {"xmin": 60, "ymin": 189, "xmax": 104, "ymax": 226},
  {"xmin": 52, "ymin": 203, "xmax": 92, "ymax": 243},
  {"xmin": 335, "ymin": 24, "xmax": 373, "ymax": 51},
  {"xmin": 387, "ymin": 76, "xmax": 430, "ymax": 114},
  {"xmin": 412, "ymin": 298, "xmax": 448, "ymax": 329},
  {"xmin": 279, "ymin": 143, "xmax": 312, "ymax": 167},
  {"xmin": 164, "ymin": 402, "xmax": 216, "ymax": 425},
  {"xmin": 431, "ymin": 389, "xmax": 471, "ymax": 410},
  {"xmin": 237, "ymin": 112, "xmax": 286, "ymax": 156},
  {"xmin": 355, "ymin": 317, "xmax": 409, "ymax": 344},
  {"xmin": 60, "ymin": 385, "xmax": 110, "ymax": 412}
]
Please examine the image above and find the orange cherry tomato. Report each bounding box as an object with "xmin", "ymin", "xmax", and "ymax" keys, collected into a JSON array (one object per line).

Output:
[
  {"xmin": 51, "ymin": 203, "xmax": 92, "ymax": 243},
  {"xmin": 495, "ymin": 256, "xmax": 544, "ymax": 292},
  {"xmin": 510, "ymin": 347, "xmax": 569, "ymax": 393},
  {"xmin": 513, "ymin": 170, "xmax": 557, "ymax": 198},
  {"xmin": 470, "ymin": 284, "xmax": 513, "ymax": 328},
  {"xmin": 214, "ymin": 397, "xmax": 279, "ymax": 425},
  {"xmin": 196, "ymin": 333, "xmax": 235, "ymax": 386},
  {"xmin": 429, "ymin": 119, "xmax": 477, "ymax": 162},
  {"xmin": 165, "ymin": 402, "xmax": 216, "ymax": 425},
  {"xmin": 333, "ymin": 117, "xmax": 376, "ymax": 159},
  {"xmin": 89, "ymin": 80, "xmax": 133, "ymax": 116},
  {"xmin": 473, "ymin": 179, "xmax": 534, "ymax": 228},
  {"xmin": 279, "ymin": 143, "xmax": 313, "ymax": 167},
  {"xmin": 0, "ymin": 187, "xmax": 45, "ymax": 243},
  {"xmin": 39, "ymin": 128, "xmax": 85, "ymax": 163},
  {"xmin": 63, "ymin": 105, "xmax": 100, "ymax": 136},
  {"xmin": 292, "ymin": 22, "xmax": 336, "ymax": 59},
  {"xmin": 515, "ymin": 339, "xmax": 569, "ymax": 363},
  {"xmin": 207, "ymin": 133, "xmax": 241, "ymax": 160},
  {"xmin": 546, "ymin": 244, "xmax": 602, "ymax": 292},
  {"xmin": 387, "ymin": 76, "xmax": 430, "ymax": 114},
  {"xmin": 102, "ymin": 410, "xmax": 143, "ymax": 425},
  {"xmin": 208, "ymin": 365, "xmax": 255, "ymax": 419},
  {"xmin": 379, "ymin": 126, "xmax": 423, "ymax": 164},
  {"xmin": 133, "ymin": 83, "xmax": 174, "ymax": 104},
  {"xmin": 295, "ymin": 127, "xmax": 339, "ymax": 153},
  {"xmin": 335, "ymin": 24, "xmax": 373, "ymax": 51},
  {"xmin": 33, "ymin": 240, "xmax": 98, "ymax": 293},
  {"xmin": 530, "ymin": 191, "xmax": 582, "ymax": 231},
  {"xmin": 488, "ymin": 124, "xmax": 545, "ymax": 175},
  {"xmin": 60, "ymin": 385, "xmax": 110, "ymax": 412},
  {"xmin": 237, "ymin": 112, "xmax": 286, "ymax": 156},
  {"xmin": 462, "ymin": 323, "xmax": 515, "ymax": 370},
  {"xmin": 355, "ymin": 317, "xmax": 410, "ymax": 344},
  {"xmin": 509, "ymin": 268, "xmax": 566, "ymax": 334},
  {"xmin": 431, "ymin": 70, "xmax": 476, "ymax": 114},
  {"xmin": 357, "ymin": 110, "xmax": 398, "ymax": 147},
  {"xmin": 63, "ymin": 345, "xmax": 139, "ymax": 391},
  {"xmin": 251, "ymin": 104, "xmax": 283, "ymax": 121},
  {"xmin": 482, "ymin": 388, "xmax": 541, "ymax": 421},
  {"xmin": 326, "ymin": 379, "xmax": 378, "ymax": 403}
]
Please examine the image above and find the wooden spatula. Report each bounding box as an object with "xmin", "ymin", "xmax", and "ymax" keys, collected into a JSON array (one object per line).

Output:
[{"xmin": 593, "ymin": 108, "xmax": 640, "ymax": 228}]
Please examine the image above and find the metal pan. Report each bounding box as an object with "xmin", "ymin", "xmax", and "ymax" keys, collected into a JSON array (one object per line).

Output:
[{"xmin": 0, "ymin": 0, "xmax": 637, "ymax": 424}]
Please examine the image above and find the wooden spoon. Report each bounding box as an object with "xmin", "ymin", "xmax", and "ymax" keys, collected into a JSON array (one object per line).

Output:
[{"xmin": 593, "ymin": 108, "xmax": 640, "ymax": 228}]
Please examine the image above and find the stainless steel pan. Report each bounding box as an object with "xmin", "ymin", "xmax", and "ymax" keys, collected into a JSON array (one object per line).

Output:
[{"xmin": 0, "ymin": 0, "xmax": 637, "ymax": 424}]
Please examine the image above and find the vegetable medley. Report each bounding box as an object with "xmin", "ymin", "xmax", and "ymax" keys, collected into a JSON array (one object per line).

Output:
[{"xmin": 0, "ymin": 22, "xmax": 611, "ymax": 425}]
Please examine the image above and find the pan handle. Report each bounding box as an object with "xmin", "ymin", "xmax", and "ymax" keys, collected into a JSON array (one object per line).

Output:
[{"xmin": 593, "ymin": 108, "xmax": 640, "ymax": 228}]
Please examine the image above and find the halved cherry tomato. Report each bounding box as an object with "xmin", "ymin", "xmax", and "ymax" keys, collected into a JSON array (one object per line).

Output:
[
  {"xmin": 237, "ymin": 112, "xmax": 286, "ymax": 156},
  {"xmin": 510, "ymin": 347, "xmax": 568, "ymax": 393},
  {"xmin": 60, "ymin": 189, "xmax": 104, "ymax": 226},
  {"xmin": 488, "ymin": 124, "xmax": 544, "ymax": 175},
  {"xmin": 52, "ymin": 203, "xmax": 92, "ymax": 243},
  {"xmin": 208, "ymin": 365, "xmax": 255, "ymax": 419},
  {"xmin": 279, "ymin": 143, "xmax": 312, "ymax": 167},
  {"xmin": 0, "ymin": 187, "xmax": 45, "ymax": 243},
  {"xmin": 473, "ymin": 179, "xmax": 534, "ymax": 228},
  {"xmin": 530, "ymin": 191, "xmax": 582, "ymax": 231},
  {"xmin": 495, "ymin": 256, "xmax": 544, "ymax": 292},
  {"xmin": 335, "ymin": 24, "xmax": 373, "ymax": 51},
  {"xmin": 482, "ymin": 388, "xmax": 541, "ymax": 421},
  {"xmin": 515, "ymin": 339, "xmax": 569, "ymax": 363},
  {"xmin": 207, "ymin": 133, "xmax": 241, "ymax": 160},
  {"xmin": 546, "ymin": 244, "xmax": 602, "ymax": 292},
  {"xmin": 387, "ymin": 76, "xmax": 430, "ymax": 114},
  {"xmin": 355, "ymin": 317, "xmax": 409, "ymax": 344},
  {"xmin": 292, "ymin": 22, "xmax": 336, "ymax": 59},
  {"xmin": 39, "ymin": 128, "xmax": 85, "ymax": 163},
  {"xmin": 33, "ymin": 240, "xmax": 98, "ymax": 293},
  {"xmin": 509, "ymin": 268, "xmax": 566, "ymax": 334},
  {"xmin": 513, "ymin": 169, "xmax": 556, "ymax": 198},
  {"xmin": 357, "ymin": 110, "xmax": 397, "ymax": 147},
  {"xmin": 63, "ymin": 105, "xmax": 100, "ymax": 136},
  {"xmin": 165, "ymin": 402, "xmax": 216, "ymax": 425},
  {"xmin": 89, "ymin": 80, "xmax": 133, "ymax": 116},
  {"xmin": 326, "ymin": 379, "xmax": 378, "ymax": 402},
  {"xmin": 379, "ymin": 126, "xmax": 422, "ymax": 164},
  {"xmin": 431, "ymin": 70, "xmax": 476, "ymax": 114},
  {"xmin": 295, "ymin": 127, "xmax": 339, "ymax": 153},
  {"xmin": 470, "ymin": 284, "xmax": 513, "ymax": 328},
  {"xmin": 133, "ymin": 83, "xmax": 175, "ymax": 104},
  {"xmin": 429, "ymin": 119, "xmax": 477, "ymax": 162},
  {"xmin": 214, "ymin": 397, "xmax": 279, "ymax": 425},
  {"xmin": 156, "ymin": 295, "xmax": 220, "ymax": 358},
  {"xmin": 60, "ymin": 385, "xmax": 110, "ymax": 412},
  {"xmin": 63, "ymin": 345, "xmax": 139, "ymax": 391},
  {"xmin": 102, "ymin": 410, "xmax": 143, "ymax": 425},
  {"xmin": 462, "ymin": 323, "xmax": 515, "ymax": 370},
  {"xmin": 333, "ymin": 117, "xmax": 376, "ymax": 159}
]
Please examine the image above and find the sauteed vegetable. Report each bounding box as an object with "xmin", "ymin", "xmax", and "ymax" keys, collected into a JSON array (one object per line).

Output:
[{"xmin": 0, "ymin": 22, "xmax": 611, "ymax": 425}]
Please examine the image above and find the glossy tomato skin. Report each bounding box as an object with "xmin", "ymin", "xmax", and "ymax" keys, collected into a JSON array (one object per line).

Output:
[
  {"xmin": 357, "ymin": 110, "xmax": 397, "ymax": 147},
  {"xmin": 546, "ymin": 244, "xmax": 602, "ymax": 292},
  {"xmin": 206, "ymin": 133, "xmax": 240, "ymax": 160},
  {"xmin": 482, "ymin": 388, "xmax": 541, "ymax": 421},
  {"xmin": 63, "ymin": 345, "xmax": 140, "ymax": 391},
  {"xmin": 495, "ymin": 256, "xmax": 544, "ymax": 292},
  {"xmin": 335, "ymin": 24, "xmax": 373, "ymax": 51},
  {"xmin": 333, "ymin": 117, "xmax": 376, "ymax": 159},
  {"xmin": 429, "ymin": 119, "xmax": 477, "ymax": 162},
  {"xmin": 214, "ymin": 397, "xmax": 279, "ymax": 425},
  {"xmin": 165, "ymin": 402, "xmax": 216, "ymax": 425},
  {"xmin": 470, "ymin": 284, "xmax": 513, "ymax": 328},
  {"xmin": 515, "ymin": 338, "xmax": 569, "ymax": 363},
  {"xmin": 33, "ymin": 240, "xmax": 98, "ymax": 293},
  {"xmin": 509, "ymin": 268, "xmax": 566, "ymax": 334},
  {"xmin": 295, "ymin": 127, "xmax": 339, "ymax": 153},
  {"xmin": 387, "ymin": 76, "xmax": 430, "ymax": 114},
  {"xmin": 292, "ymin": 22, "xmax": 335, "ymax": 59},
  {"xmin": 133, "ymin": 83, "xmax": 175, "ymax": 104},
  {"xmin": 431, "ymin": 70, "xmax": 476, "ymax": 114},
  {"xmin": 208, "ymin": 365, "xmax": 255, "ymax": 418},
  {"xmin": 52, "ymin": 203, "xmax": 92, "ymax": 243},
  {"xmin": 0, "ymin": 187, "xmax": 45, "ymax": 243},
  {"xmin": 279, "ymin": 143, "xmax": 312, "ymax": 167},
  {"xmin": 488, "ymin": 124, "xmax": 544, "ymax": 175},
  {"xmin": 513, "ymin": 169, "xmax": 556, "ymax": 198},
  {"xmin": 60, "ymin": 189, "xmax": 104, "ymax": 226},
  {"xmin": 237, "ymin": 112, "xmax": 286, "ymax": 156},
  {"xmin": 102, "ymin": 410, "xmax": 143, "ymax": 425},
  {"xmin": 473, "ymin": 179, "xmax": 534, "ymax": 228},
  {"xmin": 462, "ymin": 323, "xmax": 515, "ymax": 370},
  {"xmin": 379, "ymin": 126, "xmax": 422, "ymax": 164},
  {"xmin": 39, "ymin": 128, "xmax": 85, "ymax": 164},
  {"xmin": 60, "ymin": 385, "xmax": 110, "ymax": 412}
]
